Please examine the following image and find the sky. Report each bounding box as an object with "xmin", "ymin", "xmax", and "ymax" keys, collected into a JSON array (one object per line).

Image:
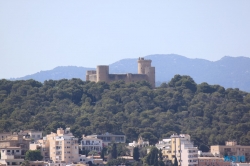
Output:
[{"xmin": 1, "ymin": 1, "xmax": 250, "ymax": 79}]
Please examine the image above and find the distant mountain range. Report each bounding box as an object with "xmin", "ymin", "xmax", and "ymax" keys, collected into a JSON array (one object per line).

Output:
[{"xmin": 10, "ymin": 54, "xmax": 250, "ymax": 92}]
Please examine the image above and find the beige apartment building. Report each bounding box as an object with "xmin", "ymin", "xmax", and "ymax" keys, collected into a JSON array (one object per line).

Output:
[
  {"xmin": 156, "ymin": 134, "xmax": 198, "ymax": 166},
  {"xmin": 0, "ymin": 134, "xmax": 31, "ymax": 157},
  {"xmin": 30, "ymin": 128, "xmax": 79, "ymax": 164},
  {"xmin": 211, "ymin": 141, "xmax": 250, "ymax": 162},
  {"xmin": 19, "ymin": 130, "xmax": 43, "ymax": 142}
]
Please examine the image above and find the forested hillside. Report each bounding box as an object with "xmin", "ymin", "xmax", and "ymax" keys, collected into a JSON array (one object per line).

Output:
[{"xmin": 1, "ymin": 76, "xmax": 250, "ymax": 152}]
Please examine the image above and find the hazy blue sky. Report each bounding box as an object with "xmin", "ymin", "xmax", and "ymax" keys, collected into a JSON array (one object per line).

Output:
[{"xmin": 1, "ymin": 1, "xmax": 250, "ymax": 79}]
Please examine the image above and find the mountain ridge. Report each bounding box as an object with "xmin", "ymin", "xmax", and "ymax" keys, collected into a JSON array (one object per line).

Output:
[{"xmin": 9, "ymin": 54, "xmax": 250, "ymax": 92}]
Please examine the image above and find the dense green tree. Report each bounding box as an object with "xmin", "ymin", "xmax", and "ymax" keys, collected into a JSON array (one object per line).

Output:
[
  {"xmin": 101, "ymin": 147, "xmax": 107, "ymax": 161},
  {"xmin": 144, "ymin": 147, "xmax": 158, "ymax": 166},
  {"xmin": 21, "ymin": 160, "xmax": 30, "ymax": 166},
  {"xmin": 111, "ymin": 143, "xmax": 118, "ymax": 159},
  {"xmin": 173, "ymin": 157, "xmax": 178, "ymax": 166},
  {"xmin": 117, "ymin": 143, "xmax": 130, "ymax": 156},
  {"xmin": 25, "ymin": 150, "xmax": 43, "ymax": 161},
  {"xmin": 107, "ymin": 158, "xmax": 130, "ymax": 166},
  {"xmin": 0, "ymin": 77, "xmax": 250, "ymax": 152},
  {"xmin": 133, "ymin": 147, "xmax": 140, "ymax": 161}
]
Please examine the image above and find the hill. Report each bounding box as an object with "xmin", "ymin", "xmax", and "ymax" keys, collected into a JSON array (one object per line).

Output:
[
  {"xmin": 1, "ymin": 77, "xmax": 250, "ymax": 151},
  {"xmin": 10, "ymin": 66, "xmax": 94, "ymax": 82},
  {"xmin": 11, "ymin": 54, "xmax": 250, "ymax": 92}
]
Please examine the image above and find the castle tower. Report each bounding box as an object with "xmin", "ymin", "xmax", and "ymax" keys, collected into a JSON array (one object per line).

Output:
[
  {"xmin": 138, "ymin": 57, "xmax": 155, "ymax": 88},
  {"xmin": 138, "ymin": 57, "xmax": 152, "ymax": 74},
  {"xmin": 97, "ymin": 65, "xmax": 109, "ymax": 82}
]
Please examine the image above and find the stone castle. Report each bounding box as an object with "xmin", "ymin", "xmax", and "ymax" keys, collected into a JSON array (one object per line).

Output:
[{"xmin": 86, "ymin": 57, "xmax": 155, "ymax": 88}]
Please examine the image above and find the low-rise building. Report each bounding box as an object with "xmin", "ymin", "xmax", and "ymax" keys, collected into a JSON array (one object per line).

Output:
[
  {"xmin": 0, "ymin": 134, "xmax": 31, "ymax": 156},
  {"xmin": 155, "ymin": 138, "xmax": 171, "ymax": 160},
  {"xmin": 19, "ymin": 130, "xmax": 43, "ymax": 142},
  {"xmin": 197, "ymin": 150, "xmax": 214, "ymax": 157},
  {"xmin": 87, "ymin": 132, "xmax": 125, "ymax": 146},
  {"xmin": 210, "ymin": 141, "xmax": 250, "ymax": 162},
  {"xmin": 80, "ymin": 135, "xmax": 103, "ymax": 152},
  {"xmin": 29, "ymin": 161, "xmax": 46, "ymax": 166},
  {"xmin": 0, "ymin": 147, "xmax": 24, "ymax": 166},
  {"xmin": 128, "ymin": 136, "xmax": 149, "ymax": 148},
  {"xmin": 198, "ymin": 157, "xmax": 231, "ymax": 166}
]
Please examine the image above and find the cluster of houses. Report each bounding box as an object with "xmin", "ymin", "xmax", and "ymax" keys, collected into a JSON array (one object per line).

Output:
[
  {"xmin": 0, "ymin": 128, "xmax": 250, "ymax": 166},
  {"xmin": 0, "ymin": 128, "xmax": 125, "ymax": 166}
]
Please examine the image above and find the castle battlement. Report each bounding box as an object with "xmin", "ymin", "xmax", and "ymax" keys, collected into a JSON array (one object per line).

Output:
[{"xmin": 86, "ymin": 57, "xmax": 155, "ymax": 88}]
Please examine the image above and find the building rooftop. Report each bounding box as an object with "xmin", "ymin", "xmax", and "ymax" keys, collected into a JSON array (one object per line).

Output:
[
  {"xmin": 0, "ymin": 146, "xmax": 21, "ymax": 149},
  {"xmin": 198, "ymin": 157, "xmax": 224, "ymax": 160}
]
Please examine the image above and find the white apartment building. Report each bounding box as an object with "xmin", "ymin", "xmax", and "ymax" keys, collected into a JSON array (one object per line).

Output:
[
  {"xmin": 128, "ymin": 136, "xmax": 149, "ymax": 147},
  {"xmin": 155, "ymin": 138, "xmax": 171, "ymax": 150},
  {"xmin": 80, "ymin": 135, "xmax": 103, "ymax": 152},
  {"xmin": 180, "ymin": 142, "xmax": 198, "ymax": 166},
  {"xmin": 155, "ymin": 134, "xmax": 198, "ymax": 166},
  {"xmin": 88, "ymin": 132, "xmax": 125, "ymax": 146}
]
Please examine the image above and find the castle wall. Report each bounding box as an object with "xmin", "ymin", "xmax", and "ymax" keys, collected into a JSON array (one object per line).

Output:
[
  {"xmin": 88, "ymin": 74, "xmax": 97, "ymax": 82},
  {"xmin": 86, "ymin": 70, "xmax": 96, "ymax": 81},
  {"xmin": 145, "ymin": 67, "xmax": 155, "ymax": 88},
  {"xmin": 108, "ymin": 74, "xmax": 148, "ymax": 83},
  {"xmin": 85, "ymin": 57, "xmax": 155, "ymax": 88}
]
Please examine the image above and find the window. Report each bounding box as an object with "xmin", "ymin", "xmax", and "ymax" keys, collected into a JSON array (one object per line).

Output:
[{"xmin": 16, "ymin": 150, "xmax": 19, "ymax": 152}]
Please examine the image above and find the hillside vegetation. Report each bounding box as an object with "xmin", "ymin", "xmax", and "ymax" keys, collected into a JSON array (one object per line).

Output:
[{"xmin": 1, "ymin": 75, "xmax": 250, "ymax": 151}]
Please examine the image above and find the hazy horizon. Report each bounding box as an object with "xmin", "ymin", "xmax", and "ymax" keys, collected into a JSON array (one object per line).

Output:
[{"xmin": 1, "ymin": 1, "xmax": 250, "ymax": 78}]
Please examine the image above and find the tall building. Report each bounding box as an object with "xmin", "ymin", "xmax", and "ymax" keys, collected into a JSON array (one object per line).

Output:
[
  {"xmin": 30, "ymin": 128, "xmax": 79, "ymax": 164},
  {"xmin": 86, "ymin": 57, "xmax": 155, "ymax": 88},
  {"xmin": 156, "ymin": 134, "xmax": 198, "ymax": 166}
]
